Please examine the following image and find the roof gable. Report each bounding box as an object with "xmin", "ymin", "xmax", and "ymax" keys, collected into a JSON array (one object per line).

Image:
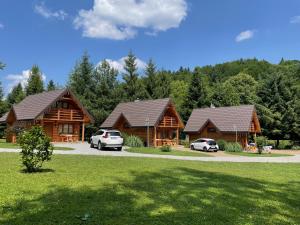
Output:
[
  {"xmin": 184, "ymin": 105, "xmax": 257, "ymax": 133},
  {"xmin": 1, "ymin": 89, "xmax": 94, "ymax": 122},
  {"xmin": 101, "ymin": 98, "xmax": 174, "ymax": 128}
]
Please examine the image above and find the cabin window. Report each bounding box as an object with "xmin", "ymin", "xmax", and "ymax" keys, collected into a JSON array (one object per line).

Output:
[
  {"xmin": 58, "ymin": 124, "xmax": 74, "ymax": 134},
  {"xmin": 56, "ymin": 101, "xmax": 69, "ymax": 109},
  {"xmin": 208, "ymin": 127, "xmax": 216, "ymax": 132}
]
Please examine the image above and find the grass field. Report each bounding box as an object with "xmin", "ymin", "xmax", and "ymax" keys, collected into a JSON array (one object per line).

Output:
[
  {"xmin": 0, "ymin": 139, "xmax": 74, "ymax": 150},
  {"xmin": 0, "ymin": 153, "xmax": 299, "ymax": 225},
  {"xmin": 226, "ymin": 152, "xmax": 294, "ymax": 157},
  {"xmin": 126, "ymin": 147, "xmax": 212, "ymax": 157}
]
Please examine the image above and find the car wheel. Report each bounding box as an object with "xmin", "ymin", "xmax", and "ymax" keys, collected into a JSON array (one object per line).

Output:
[
  {"xmin": 203, "ymin": 147, "xmax": 207, "ymax": 152},
  {"xmin": 214, "ymin": 150, "xmax": 218, "ymax": 152},
  {"xmin": 117, "ymin": 147, "xmax": 122, "ymax": 151},
  {"xmin": 191, "ymin": 145, "xmax": 195, "ymax": 150},
  {"xmin": 97, "ymin": 141, "xmax": 102, "ymax": 150},
  {"xmin": 90, "ymin": 142, "xmax": 94, "ymax": 148}
]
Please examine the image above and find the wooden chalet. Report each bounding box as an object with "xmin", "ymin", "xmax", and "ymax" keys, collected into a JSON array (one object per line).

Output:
[
  {"xmin": 101, "ymin": 98, "xmax": 184, "ymax": 147},
  {"xmin": 0, "ymin": 89, "xmax": 94, "ymax": 143},
  {"xmin": 184, "ymin": 105, "xmax": 261, "ymax": 147}
]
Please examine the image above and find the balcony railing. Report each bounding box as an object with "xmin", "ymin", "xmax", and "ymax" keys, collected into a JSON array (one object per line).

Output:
[
  {"xmin": 158, "ymin": 116, "xmax": 179, "ymax": 127},
  {"xmin": 44, "ymin": 109, "xmax": 84, "ymax": 121}
]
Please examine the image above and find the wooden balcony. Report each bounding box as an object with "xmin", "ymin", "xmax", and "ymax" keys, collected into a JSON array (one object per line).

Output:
[
  {"xmin": 43, "ymin": 109, "xmax": 84, "ymax": 121},
  {"xmin": 158, "ymin": 116, "xmax": 179, "ymax": 127}
]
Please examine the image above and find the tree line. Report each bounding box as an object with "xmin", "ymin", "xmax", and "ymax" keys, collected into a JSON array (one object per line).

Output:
[{"xmin": 0, "ymin": 52, "xmax": 299, "ymax": 145}]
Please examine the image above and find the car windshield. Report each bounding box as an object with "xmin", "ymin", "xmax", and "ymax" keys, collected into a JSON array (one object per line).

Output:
[
  {"xmin": 208, "ymin": 140, "xmax": 216, "ymax": 145},
  {"xmin": 108, "ymin": 132, "xmax": 121, "ymax": 137}
]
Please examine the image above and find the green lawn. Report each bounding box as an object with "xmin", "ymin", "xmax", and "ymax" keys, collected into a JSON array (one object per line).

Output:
[
  {"xmin": 126, "ymin": 147, "xmax": 212, "ymax": 157},
  {"xmin": 226, "ymin": 151, "xmax": 294, "ymax": 157},
  {"xmin": 0, "ymin": 153, "xmax": 299, "ymax": 225},
  {"xmin": 0, "ymin": 139, "xmax": 74, "ymax": 151}
]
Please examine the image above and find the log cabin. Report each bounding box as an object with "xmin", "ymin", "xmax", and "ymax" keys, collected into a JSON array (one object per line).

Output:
[
  {"xmin": 101, "ymin": 98, "xmax": 184, "ymax": 147},
  {"xmin": 184, "ymin": 105, "xmax": 261, "ymax": 147},
  {"xmin": 0, "ymin": 88, "xmax": 94, "ymax": 143}
]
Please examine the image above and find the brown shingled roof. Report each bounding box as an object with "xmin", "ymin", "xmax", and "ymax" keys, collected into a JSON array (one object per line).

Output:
[
  {"xmin": 184, "ymin": 105, "xmax": 256, "ymax": 133},
  {"xmin": 101, "ymin": 98, "xmax": 172, "ymax": 128},
  {"xmin": 0, "ymin": 88, "xmax": 94, "ymax": 122}
]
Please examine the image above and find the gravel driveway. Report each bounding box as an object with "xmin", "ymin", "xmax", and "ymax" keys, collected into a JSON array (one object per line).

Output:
[{"xmin": 1, "ymin": 142, "xmax": 300, "ymax": 163}]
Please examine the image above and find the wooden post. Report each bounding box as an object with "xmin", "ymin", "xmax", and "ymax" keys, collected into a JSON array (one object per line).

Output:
[
  {"xmin": 154, "ymin": 126, "xmax": 157, "ymax": 147},
  {"xmin": 254, "ymin": 132, "xmax": 257, "ymax": 145},
  {"xmin": 176, "ymin": 127, "xmax": 179, "ymax": 145},
  {"xmin": 71, "ymin": 110, "xmax": 73, "ymax": 121},
  {"xmin": 82, "ymin": 123, "xmax": 85, "ymax": 142}
]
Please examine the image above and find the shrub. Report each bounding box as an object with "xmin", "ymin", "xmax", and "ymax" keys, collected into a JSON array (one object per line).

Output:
[
  {"xmin": 225, "ymin": 142, "xmax": 243, "ymax": 152},
  {"xmin": 18, "ymin": 126, "xmax": 53, "ymax": 172},
  {"xmin": 160, "ymin": 145, "xmax": 172, "ymax": 152},
  {"xmin": 180, "ymin": 140, "xmax": 190, "ymax": 148},
  {"xmin": 292, "ymin": 146, "xmax": 300, "ymax": 150},
  {"xmin": 124, "ymin": 135, "xmax": 143, "ymax": 147},
  {"xmin": 217, "ymin": 139, "xmax": 227, "ymax": 151}
]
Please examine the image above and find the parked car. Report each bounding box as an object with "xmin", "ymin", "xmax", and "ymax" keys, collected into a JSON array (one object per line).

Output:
[
  {"xmin": 190, "ymin": 138, "xmax": 219, "ymax": 152},
  {"xmin": 90, "ymin": 129, "xmax": 123, "ymax": 151}
]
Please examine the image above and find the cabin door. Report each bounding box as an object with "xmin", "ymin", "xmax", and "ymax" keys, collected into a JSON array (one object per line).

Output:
[{"xmin": 44, "ymin": 123, "xmax": 53, "ymax": 141}]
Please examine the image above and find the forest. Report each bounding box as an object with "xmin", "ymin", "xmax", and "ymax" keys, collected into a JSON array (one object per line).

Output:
[{"xmin": 0, "ymin": 52, "xmax": 299, "ymax": 146}]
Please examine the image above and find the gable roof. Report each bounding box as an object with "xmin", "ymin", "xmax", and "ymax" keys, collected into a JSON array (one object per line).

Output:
[
  {"xmin": 0, "ymin": 88, "xmax": 94, "ymax": 122},
  {"xmin": 101, "ymin": 98, "xmax": 176, "ymax": 128},
  {"xmin": 184, "ymin": 105, "xmax": 257, "ymax": 133}
]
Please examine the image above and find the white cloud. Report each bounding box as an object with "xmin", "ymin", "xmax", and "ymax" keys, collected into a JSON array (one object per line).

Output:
[
  {"xmin": 34, "ymin": 2, "xmax": 67, "ymax": 20},
  {"xmin": 98, "ymin": 56, "xmax": 147, "ymax": 73},
  {"xmin": 0, "ymin": 23, "xmax": 4, "ymax": 29},
  {"xmin": 5, "ymin": 70, "xmax": 46, "ymax": 93},
  {"xmin": 74, "ymin": 0, "xmax": 187, "ymax": 40},
  {"xmin": 290, "ymin": 16, "xmax": 300, "ymax": 24},
  {"xmin": 235, "ymin": 30, "xmax": 256, "ymax": 42}
]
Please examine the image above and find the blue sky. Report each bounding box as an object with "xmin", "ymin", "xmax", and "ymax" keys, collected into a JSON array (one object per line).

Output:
[{"xmin": 1, "ymin": 0, "xmax": 300, "ymax": 94}]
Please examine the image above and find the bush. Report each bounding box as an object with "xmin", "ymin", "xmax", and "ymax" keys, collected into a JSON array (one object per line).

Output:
[
  {"xmin": 160, "ymin": 145, "xmax": 172, "ymax": 152},
  {"xmin": 217, "ymin": 139, "xmax": 227, "ymax": 151},
  {"xmin": 180, "ymin": 140, "xmax": 190, "ymax": 148},
  {"xmin": 18, "ymin": 126, "xmax": 53, "ymax": 172},
  {"xmin": 292, "ymin": 146, "xmax": 300, "ymax": 150},
  {"xmin": 124, "ymin": 135, "xmax": 144, "ymax": 147},
  {"xmin": 224, "ymin": 142, "xmax": 243, "ymax": 152}
]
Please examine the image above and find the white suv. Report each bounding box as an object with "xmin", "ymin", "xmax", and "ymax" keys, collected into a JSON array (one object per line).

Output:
[
  {"xmin": 90, "ymin": 129, "xmax": 123, "ymax": 151},
  {"xmin": 190, "ymin": 138, "xmax": 219, "ymax": 152}
]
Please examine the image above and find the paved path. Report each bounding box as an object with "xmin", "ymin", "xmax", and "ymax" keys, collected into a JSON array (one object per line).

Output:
[{"xmin": 1, "ymin": 142, "xmax": 300, "ymax": 163}]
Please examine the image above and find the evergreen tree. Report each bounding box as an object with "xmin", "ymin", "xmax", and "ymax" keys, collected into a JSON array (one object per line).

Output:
[
  {"xmin": 144, "ymin": 59, "xmax": 157, "ymax": 99},
  {"xmin": 122, "ymin": 51, "xmax": 146, "ymax": 101},
  {"xmin": 170, "ymin": 80, "xmax": 188, "ymax": 116},
  {"xmin": 152, "ymin": 70, "xmax": 171, "ymax": 99},
  {"xmin": 47, "ymin": 80, "xmax": 56, "ymax": 91},
  {"xmin": 91, "ymin": 60, "xmax": 120, "ymax": 125},
  {"xmin": 0, "ymin": 81, "xmax": 8, "ymax": 116},
  {"xmin": 258, "ymin": 72, "xmax": 294, "ymax": 146},
  {"xmin": 26, "ymin": 65, "xmax": 44, "ymax": 96},
  {"xmin": 68, "ymin": 52, "xmax": 95, "ymax": 108},
  {"xmin": 7, "ymin": 83, "xmax": 25, "ymax": 106},
  {"xmin": 182, "ymin": 68, "xmax": 211, "ymax": 122}
]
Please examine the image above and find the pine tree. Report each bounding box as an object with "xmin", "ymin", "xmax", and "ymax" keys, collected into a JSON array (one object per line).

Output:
[
  {"xmin": 7, "ymin": 83, "xmax": 25, "ymax": 106},
  {"xmin": 122, "ymin": 51, "xmax": 146, "ymax": 101},
  {"xmin": 0, "ymin": 82, "xmax": 8, "ymax": 116},
  {"xmin": 68, "ymin": 52, "xmax": 95, "ymax": 108},
  {"xmin": 26, "ymin": 65, "xmax": 44, "ymax": 96},
  {"xmin": 144, "ymin": 59, "xmax": 157, "ymax": 98},
  {"xmin": 92, "ymin": 60, "xmax": 120, "ymax": 125},
  {"xmin": 181, "ymin": 68, "xmax": 211, "ymax": 122},
  {"xmin": 152, "ymin": 71, "xmax": 171, "ymax": 98},
  {"xmin": 47, "ymin": 80, "xmax": 56, "ymax": 91}
]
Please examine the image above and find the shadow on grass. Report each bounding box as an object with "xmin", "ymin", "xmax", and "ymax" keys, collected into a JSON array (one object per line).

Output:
[
  {"xmin": 2, "ymin": 168, "xmax": 300, "ymax": 225},
  {"xmin": 19, "ymin": 168, "xmax": 55, "ymax": 174}
]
